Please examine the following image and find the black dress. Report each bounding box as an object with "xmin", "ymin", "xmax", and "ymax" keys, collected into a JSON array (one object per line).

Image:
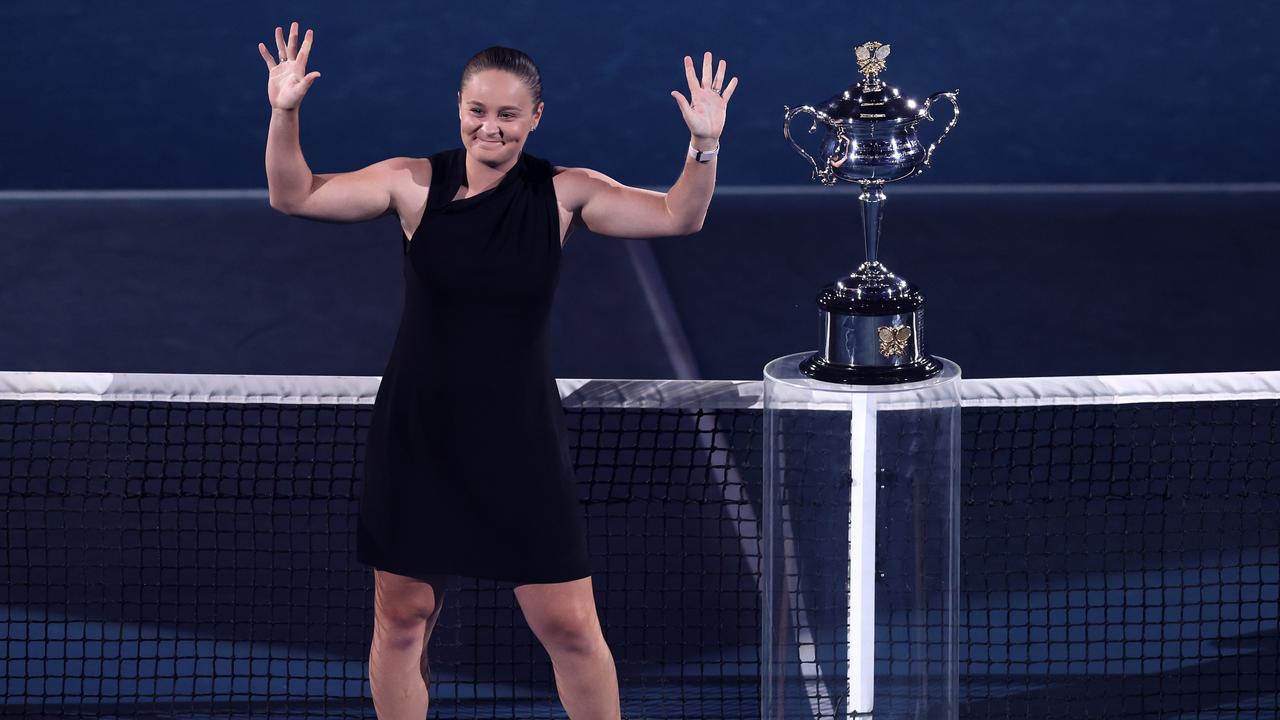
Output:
[{"xmin": 357, "ymin": 147, "xmax": 591, "ymax": 585}]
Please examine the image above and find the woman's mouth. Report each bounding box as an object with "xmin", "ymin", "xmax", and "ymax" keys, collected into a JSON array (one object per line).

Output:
[{"xmin": 478, "ymin": 138, "xmax": 502, "ymax": 146}]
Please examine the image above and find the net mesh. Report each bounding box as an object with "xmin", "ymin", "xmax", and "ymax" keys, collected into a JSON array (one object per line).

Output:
[{"xmin": 1, "ymin": 374, "xmax": 1277, "ymax": 719}]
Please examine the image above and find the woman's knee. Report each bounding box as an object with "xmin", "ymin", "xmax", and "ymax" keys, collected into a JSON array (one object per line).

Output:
[
  {"xmin": 530, "ymin": 604, "xmax": 604, "ymax": 656},
  {"xmin": 372, "ymin": 570, "xmax": 445, "ymax": 647}
]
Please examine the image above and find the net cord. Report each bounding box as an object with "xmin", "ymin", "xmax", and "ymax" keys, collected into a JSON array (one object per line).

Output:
[{"xmin": 3, "ymin": 370, "xmax": 1278, "ymax": 408}]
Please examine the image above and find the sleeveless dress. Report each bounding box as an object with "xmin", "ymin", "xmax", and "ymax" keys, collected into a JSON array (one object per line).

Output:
[{"xmin": 356, "ymin": 147, "xmax": 591, "ymax": 585}]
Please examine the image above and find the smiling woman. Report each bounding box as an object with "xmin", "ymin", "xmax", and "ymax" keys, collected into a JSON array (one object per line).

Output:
[
  {"xmin": 456, "ymin": 46, "xmax": 543, "ymax": 164},
  {"xmin": 258, "ymin": 21, "xmax": 737, "ymax": 720},
  {"xmin": 451, "ymin": 48, "xmax": 545, "ymax": 202}
]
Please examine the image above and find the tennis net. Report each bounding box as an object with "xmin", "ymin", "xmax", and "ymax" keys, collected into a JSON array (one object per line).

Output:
[{"xmin": 1, "ymin": 370, "xmax": 1277, "ymax": 719}]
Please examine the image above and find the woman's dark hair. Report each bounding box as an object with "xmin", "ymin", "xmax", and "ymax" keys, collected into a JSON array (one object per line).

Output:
[{"xmin": 459, "ymin": 46, "xmax": 543, "ymax": 107}]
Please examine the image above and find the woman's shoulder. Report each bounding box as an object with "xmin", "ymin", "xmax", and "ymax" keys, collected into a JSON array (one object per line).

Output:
[
  {"xmin": 427, "ymin": 147, "xmax": 465, "ymax": 172},
  {"xmin": 520, "ymin": 150, "xmax": 555, "ymax": 181}
]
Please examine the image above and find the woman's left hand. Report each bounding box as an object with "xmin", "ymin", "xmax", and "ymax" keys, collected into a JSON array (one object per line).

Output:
[{"xmin": 671, "ymin": 51, "xmax": 737, "ymax": 143}]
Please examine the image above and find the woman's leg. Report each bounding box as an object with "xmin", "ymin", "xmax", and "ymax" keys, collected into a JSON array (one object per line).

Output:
[
  {"xmin": 369, "ymin": 569, "xmax": 447, "ymax": 719},
  {"xmin": 514, "ymin": 576, "xmax": 620, "ymax": 720}
]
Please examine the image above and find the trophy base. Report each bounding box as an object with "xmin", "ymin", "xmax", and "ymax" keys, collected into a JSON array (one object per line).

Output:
[{"xmin": 799, "ymin": 352, "xmax": 943, "ymax": 385}]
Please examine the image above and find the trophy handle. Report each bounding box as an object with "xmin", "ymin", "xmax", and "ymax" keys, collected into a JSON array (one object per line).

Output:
[
  {"xmin": 916, "ymin": 90, "xmax": 960, "ymax": 175},
  {"xmin": 783, "ymin": 104, "xmax": 840, "ymax": 186}
]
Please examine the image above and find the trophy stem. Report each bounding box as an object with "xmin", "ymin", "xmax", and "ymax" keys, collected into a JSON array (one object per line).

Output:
[{"xmin": 859, "ymin": 182, "xmax": 887, "ymax": 267}]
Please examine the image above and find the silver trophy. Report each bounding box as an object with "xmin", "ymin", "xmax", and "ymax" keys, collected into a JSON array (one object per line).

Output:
[{"xmin": 784, "ymin": 41, "xmax": 959, "ymax": 384}]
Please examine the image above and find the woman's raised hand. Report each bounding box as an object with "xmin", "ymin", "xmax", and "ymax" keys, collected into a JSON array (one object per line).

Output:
[
  {"xmin": 257, "ymin": 21, "xmax": 321, "ymax": 111},
  {"xmin": 671, "ymin": 51, "xmax": 738, "ymax": 142}
]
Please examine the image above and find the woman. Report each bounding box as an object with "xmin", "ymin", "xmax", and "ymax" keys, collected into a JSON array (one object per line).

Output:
[{"xmin": 258, "ymin": 21, "xmax": 736, "ymax": 720}]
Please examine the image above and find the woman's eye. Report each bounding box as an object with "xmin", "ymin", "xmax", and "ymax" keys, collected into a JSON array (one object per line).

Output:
[{"xmin": 501, "ymin": 113, "xmax": 514, "ymax": 119}]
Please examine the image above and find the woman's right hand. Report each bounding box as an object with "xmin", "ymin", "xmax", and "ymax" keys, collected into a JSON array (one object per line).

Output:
[{"xmin": 257, "ymin": 21, "xmax": 320, "ymax": 111}]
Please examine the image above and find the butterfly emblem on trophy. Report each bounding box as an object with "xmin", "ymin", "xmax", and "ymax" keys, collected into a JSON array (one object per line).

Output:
[
  {"xmin": 854, "ymin": 41, "xmax": 891, "ymax": 77},
  {"xmin": 877, "ymin": 325, "xmax": 912, "ymax": 358}
]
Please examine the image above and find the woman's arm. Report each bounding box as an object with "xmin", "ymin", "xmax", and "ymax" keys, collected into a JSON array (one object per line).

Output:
[
  {"xmin": 555, "ymin": 52, "xmax": 737, "ymax": 239},
  {"xmin": 260, "ymin": 22, "xmax": 420, "ymax": 221},
  {"xmin": 555, "ymin": 140, "xmax": 717, "ymax": 238}
]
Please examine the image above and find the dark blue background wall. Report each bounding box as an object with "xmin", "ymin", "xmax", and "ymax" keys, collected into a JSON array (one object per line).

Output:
[
  {"xmin": 2, "ymin": 1, "xmax": 1278, "ymax": 382},
  {"xmin": 2, "ymin": 0, "xmax": 1277, "ymax": 189}
]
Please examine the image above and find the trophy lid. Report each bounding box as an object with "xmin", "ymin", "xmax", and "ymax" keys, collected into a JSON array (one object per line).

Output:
[{"xmin": 814, "ymin": 42, "xmax": 928, "ymax": 126}]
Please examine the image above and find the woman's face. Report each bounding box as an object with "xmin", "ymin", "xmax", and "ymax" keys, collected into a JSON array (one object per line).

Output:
[{"xmin": 457, "ymin": 69, "xmax": 542, "ymax": 165}]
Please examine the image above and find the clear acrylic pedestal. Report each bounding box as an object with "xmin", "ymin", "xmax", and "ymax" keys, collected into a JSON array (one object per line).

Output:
[{"xmin": 762, "ymin": 352, "xmax": 961, "ymax": 720}]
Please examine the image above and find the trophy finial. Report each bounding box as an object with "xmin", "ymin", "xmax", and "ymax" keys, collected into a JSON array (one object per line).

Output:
[{"xmin": 854, "ymin": 41, "xmax": 891, "ymax": 82}]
